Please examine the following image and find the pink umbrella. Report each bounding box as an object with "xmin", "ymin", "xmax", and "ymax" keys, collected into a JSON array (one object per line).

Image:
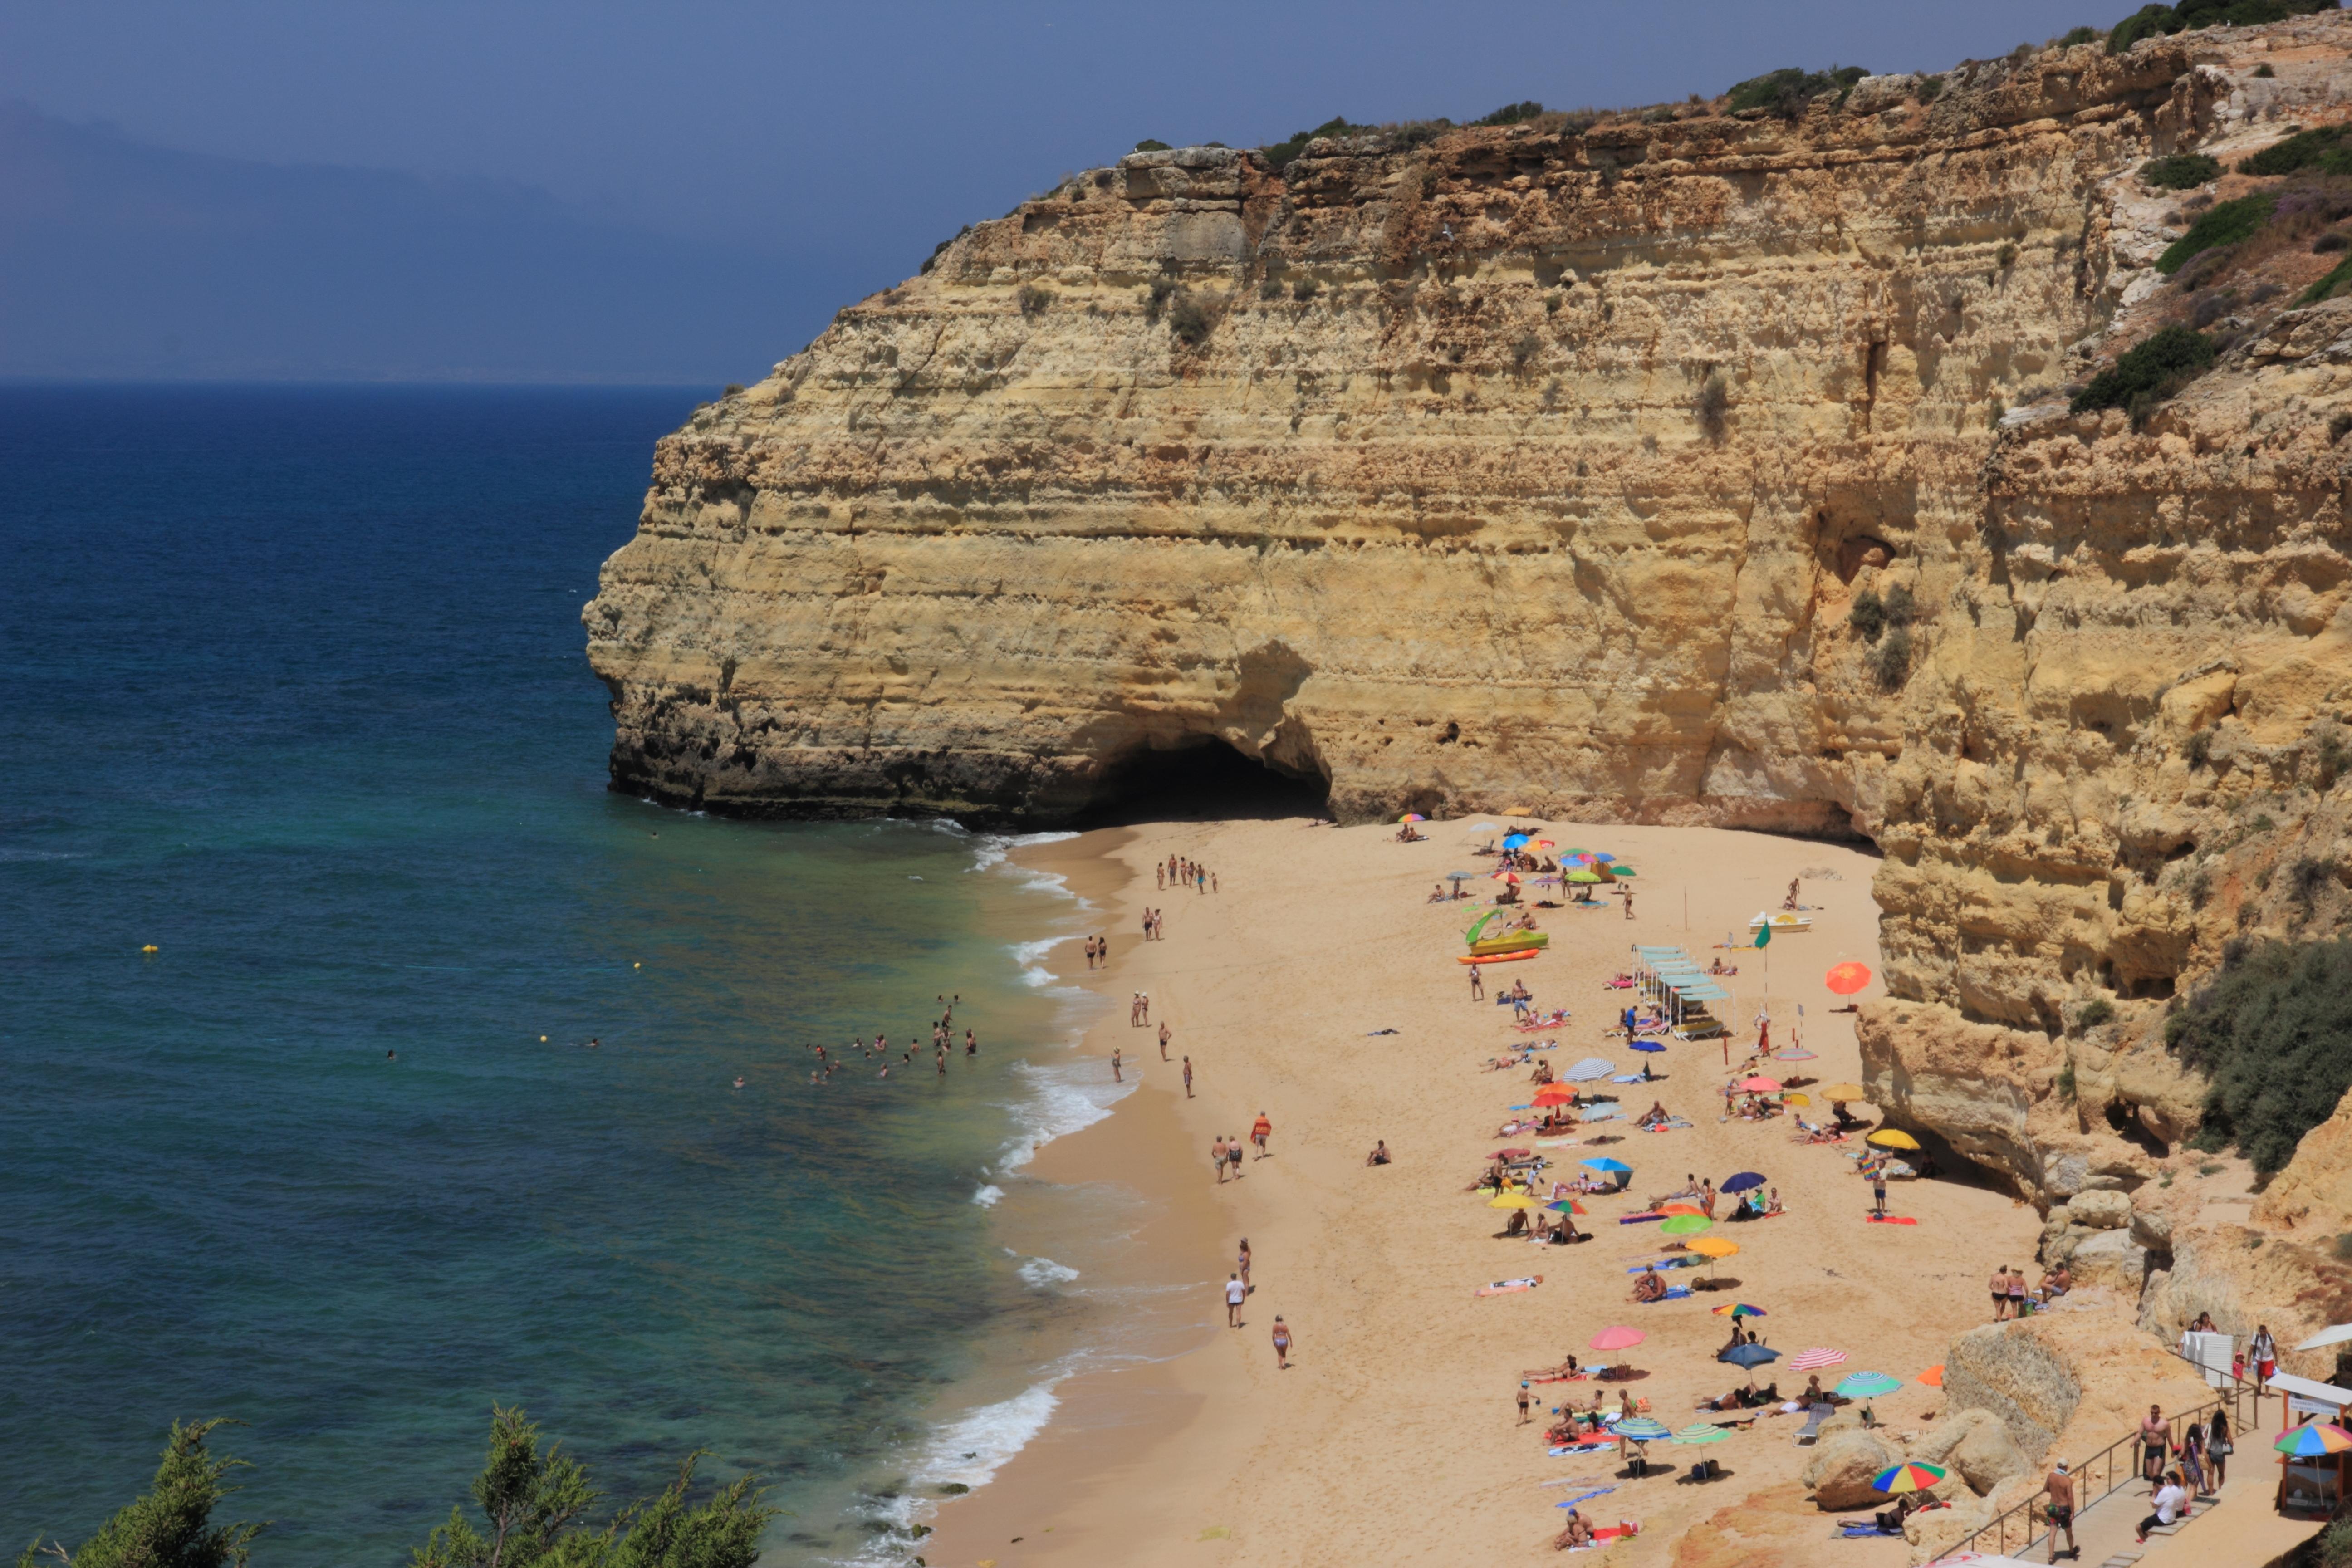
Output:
[
  {"xmin": 1739, "ymin": 1075, "xmax": 1783, "ymax": 1093},
  {"xmin": 1788, "ymin": 1347, "xmax": 1848, "ymax": 1371},
  {"xmin": 1590, "ymin": 1325, "xmax": 1646, "ymax": 1352}
]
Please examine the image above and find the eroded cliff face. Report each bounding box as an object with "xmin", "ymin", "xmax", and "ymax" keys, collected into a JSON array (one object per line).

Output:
[
  {"xmin": 587, "ymin": 39, "xmax": 2210, "ymax": 827},
  {"xmin": 592, "ymin": 21, "xmax": 2352, "ymax": 1230}
]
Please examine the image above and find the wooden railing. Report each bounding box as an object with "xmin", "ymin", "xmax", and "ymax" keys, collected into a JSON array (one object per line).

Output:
[{"xmin": 1950, "ymin": 1396, "xmax": 2225, "ymax": 1559}]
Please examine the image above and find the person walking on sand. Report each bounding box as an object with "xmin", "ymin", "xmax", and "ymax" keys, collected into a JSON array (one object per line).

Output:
[
  {"xmin": 1142, "ymin": 907, "xmax": 1152, "ymax": 946},
  {"xmin": 1112, "ymin": 1047, "xmax": 1122, "ymax": 1083},
  {"xmin": 1183, "ymin": 1055, "xmax": 1194, "ymax": 1098},
  {"xmin": 1138, "ymin": 993, "xmax": 1150, "ymax": 1026},
  {"xmin": 1270, "ymin": 1316, "xmax": 1292, "ymax": 1368},
  {"xmin": 1159, "ymin": 1021, "xmax": 1171, "ymax": 1061},
  {"xmin": 1228, "ymin": 1137, "xmax": 1245, "ymax": 1180},
  {"xmin": 1470, "ymin": 966, "xmax": 1485, "ymax": 1002},
  {"xmin": 1700, "ymin": 1178, "xmax": 1718, "ymax": 1220},
  {"xmin": 1623, "ymin": 887, "xmax": 1634, "ymax": 921},
  {"xmin": 1252, "ymin": 1112, "xmax": 1273, "ymax": 1159},
  {"xmin": 1212, "ymin": 1133, "xmax": 1230, "ymax": 1183},
  {"xmin": 1237, "ymin": 1237, "xmax": 1252, "ymax": 1291},
  {"xmin": 1518, "ymin": 1382, "xmax": 1533, "ymax": 1425},
  {"xmin": 2041, "ymin": 1461, "xmax": 2077, "ymax": 1562},
  {"xmin": 1225, "ymin": 1273, "xmax": 1246, "ymax": 1328}
]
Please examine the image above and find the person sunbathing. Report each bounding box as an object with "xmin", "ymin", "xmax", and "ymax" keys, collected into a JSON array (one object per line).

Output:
[
  {"xmin": 1525, "ymin": 1351, "xmax": 1583, "ymax": 1380},
  {"xmin": 1631, "ymin": 1267, "xmax": 1669, "ymax": 1303},
  {"xmin": 1638, "ymin": 1101, "xmax": 1671, "ymax": 1126},
  {"xmin": 1552, "ymin": 1510, "xmax": 1595, "ymax": 1550}
]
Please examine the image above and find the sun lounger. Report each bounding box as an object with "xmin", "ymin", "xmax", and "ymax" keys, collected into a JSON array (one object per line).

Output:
[{"xmin": 1794, "ymin": 1403, "xmax": 1834, "ymax": 1445}]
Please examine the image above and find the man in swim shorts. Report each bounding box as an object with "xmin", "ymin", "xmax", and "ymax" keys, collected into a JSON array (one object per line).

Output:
[
  {"xmin": 1252, "ymin": 1112, "xmax": 1273, "ymax": 1158},
  {"xmin": 1225, "ymin": 1273, "xmax": 1245, "ymax": 1327},
  {"xmin": 2042, "ymin": 1461, "xmax": 2076, "ymax": 1560}
]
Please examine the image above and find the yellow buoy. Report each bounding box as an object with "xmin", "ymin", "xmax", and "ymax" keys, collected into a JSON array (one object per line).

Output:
[
  {"xmin": 539, "ymin": 1035, "xmax": 548, "ymax": 1042},
  {"xmin": 633, "ymin": 962, "xmax": 642, "ymax": 969},
  {"xmin": 141, "ymin": 945, "xmax": 158, "ymax": 954}
]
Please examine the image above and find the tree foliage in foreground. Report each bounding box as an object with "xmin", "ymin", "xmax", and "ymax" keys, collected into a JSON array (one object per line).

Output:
[
  {"xmin": 2168, "ymin": 937, "xmax": 2352, "ymax": 1175},
  {"xmin": 20, "ymin": 1409, "xmax": 776, "ymax": 1568}
]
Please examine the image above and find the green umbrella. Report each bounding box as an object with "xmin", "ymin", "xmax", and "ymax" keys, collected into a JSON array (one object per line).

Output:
[
  {"xmin": 1566, "ymin": 869, "xmax": 1604, "ymax": 883},
  {"xmin": 1659, "ymin": 1215, "xmax": 1713, "ymax": 1236},
  {"xmin": 1836, "ymin": 1372, "xmax": 1902, "ymax": 1399},
  {"xmin": 1614, "ymin": 1417, "xmax": 1672, "ymax": 1442},
  {"xmin": 1672, "ymin": 1423, "xmax": 1731, "ymax": 1445},
  {"xmin": 1612, "ymin": 867, "xmax": 1637, "ymax": 877}
]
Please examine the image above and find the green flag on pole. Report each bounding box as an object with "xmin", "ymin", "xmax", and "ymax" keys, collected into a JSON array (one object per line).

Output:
[{"xmin": 1754, "ymin": 921, "xmax": 1772, "ymax": 950}]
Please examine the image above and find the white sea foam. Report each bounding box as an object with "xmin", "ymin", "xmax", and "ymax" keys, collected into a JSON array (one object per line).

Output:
[
  {"xmin": 994, "ymin": 1059, "xmax": 1132, "ymax": 1176},
  {"xmin": 964, "ymin": 828, "xmax": 1080, "ymax": 877},
  {"xmin": 970, "ymin": 1184, "xmax": 1004, "ymax": 1207},
  {"xmin": 909, "ymin": 1377, "xmax": 1066, "ymax": 1493},
  {"xmin": 1009, "ymin": 934, "xmax": 1077, "ymax": 989},
  {"xmin": 1016, "ymin": 1255, "xmax": 1080, "ymax": 1289}
]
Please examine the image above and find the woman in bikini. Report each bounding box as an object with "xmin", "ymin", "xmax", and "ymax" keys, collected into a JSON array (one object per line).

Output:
[
  {"xmin": 1237, "ymin": 1238, "xmax": 1252, "ymax": 1291},
  {"xmin": 1270, "ymin": 1316, "xmax": 1292, "ymax": 1368}
]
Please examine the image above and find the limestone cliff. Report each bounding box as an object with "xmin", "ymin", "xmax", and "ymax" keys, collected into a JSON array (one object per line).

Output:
[{"xmin": 592, "ymin": 22, "xmax": 2352, "ymax": 1226}]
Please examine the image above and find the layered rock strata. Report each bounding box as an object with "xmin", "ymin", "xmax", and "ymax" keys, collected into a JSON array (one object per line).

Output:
[{"xmin": 591, "ymin": 21, "xmax": 2352, "ymax": 1227}]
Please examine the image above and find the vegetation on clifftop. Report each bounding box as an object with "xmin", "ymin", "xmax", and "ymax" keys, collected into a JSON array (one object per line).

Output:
[
  {"xmin": 2071, "ymin": 325, "xmax": 2217, "ymax": 420},
  {"xmin": 2109, "ymin": 0, "xmax": 2339, "ymax": 56},
  {"xmin": 17, "ymin": 1410, "xmax": 779, "ymax": 1568}
]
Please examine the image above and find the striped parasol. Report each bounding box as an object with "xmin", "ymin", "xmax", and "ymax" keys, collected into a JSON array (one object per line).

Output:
[
  {"xmin": 1788, "ymin": 1347, "xmax": 1848, "ymax": 1371},
  {"xmin": 1613, "ymin": 1417, "xmax": 1672, "ymax": 1442}
]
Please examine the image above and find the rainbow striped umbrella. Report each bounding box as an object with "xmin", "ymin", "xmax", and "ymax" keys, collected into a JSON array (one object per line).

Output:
[
  {"xmin": 2277, "ymin": 1422, "xmax": 2352, "ymax": 1456},
  {"xmin": 1871, "ymin": 1460, "xmax": 1948, "ymax": 1494},
  {"xmin": 1710, "ymin": 1303, "xmax": 1768, "ymax": 1318}
]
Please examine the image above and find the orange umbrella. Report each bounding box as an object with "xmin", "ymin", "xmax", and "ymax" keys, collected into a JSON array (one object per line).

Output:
[
  {"xmin": 1659, "ymin": 1203, "xmax": 1706, "ymax": 1217},
  {"xmin": 1826, "ymin": 961, "xmax": 1872, "ymax": 996},
  {"xmin": 1533, "ymin": 1084, "xmax": 1574, "ymax": 1106},
  {"xmin": 1917, "ymin": 1365, "xmax": 1945, "ymax": 1387}
]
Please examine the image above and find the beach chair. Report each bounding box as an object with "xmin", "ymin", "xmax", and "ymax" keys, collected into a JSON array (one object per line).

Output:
[{"xmin": 1794, "ymin": 1403, "xmax": 1833, "ymax": 1445}]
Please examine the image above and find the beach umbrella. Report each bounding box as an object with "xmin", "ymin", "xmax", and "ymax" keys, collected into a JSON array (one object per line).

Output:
[
  {"xmin": 1918, "ymin": 1365, "xmax": 1945, "ymax": 1387},
  {"xmin": 1534, "ymin": 1083, "xmax": 1575, "ymax": 1105},
  {"xmin": 1565, "ymin": 869, "xmax": 1605, "ymax": 884},
  {"xmin": 1589, "ymin": 852, "xmax": 1616, "ymax": 863},
  {"xmin": 1590, "ymin": 1326, "xmax": 1646, "ymax": 1352},
  {"xmin": 1399, "ymin": 812, "xmax": 1427, "ymax": 823},
  {"xmin": 1534, "ymin": 839, "xmax": 1556, "ymax": 849},
  {"xmin": 1686, "ymin": 1236, "xmax": 1740, "ymax": 1263},
  {"xmin": 1710, "ymin": 1303, "xmax": 1767, "ymax": 1318},
  {"xmin": 1546, "ymin": 1197, "xmax": 1589, "ymax": 1215},
  {"xmin": 1782, "ymin": 1092, "xmax": 1811, "ymax": 1107},
  {"xmin": 1722, "ymin": 1342, "xmax": 1778, "ymax": 1372},
  {"xmin": 1720, "ymin": 1172, "xmax": 1765, "ymax": 1193},
  {"xmin": 1658, "ymin": 1203, "xmax": 1706, "ymax": 1217},
  {"xmin": 1672, "ymin": 1423, "xmax": 1731, "ymax": 1445},
  {"xmin": 1738, "ymin": 1076, "xmax": 1782, "ymax": 1093},
  {"xmin": 1503, "ymin": 833, "xmax": 1531, "ymax": 849},
  {"xmin": 1629, "ymin": 1040, "xmax": 1667, "ymax": 1054},
  {"xmin": 1560, "ymin": 847, "xmax": 1589, "ymax": 857},
  {"xmin": 1825, "ymin": 961, "xmax": 1873, "ymax": 995},
  {"xmin": 1566, "ymin": 1058, "xmax": 1616, "ymax": 1082},
  {"xmin": 2299, "ymin": 1325, "xmax": 2352, "ymax": 1352},
  {"xmin": 1489, "ymin": 1193, "xmax": 1540, "ymax": 1209},
  {"xmin": 1612, "ymin": 867, "xmax": 1637, "ymax": 877},
  {"xmin": 1823, "ymin": 1083, "xmax": 1867, "ymax": 1102},
  {"xmin": 1615, "ymin": 1417, "xmax": 1672, "ymax": 1445},
  {"xmin": 1581, "ymin": 1157, "xmax": 1632, "ymax": 1173},
  {"xmin": 2277, "ymin": 1421, "xmax": 2352, "ymax": 1456},
  {"xmin": 1836, "ymin": 1372, "xmax": 1902, "ymax": 1399},
  {"xmin": 1788, "ymin": 1348, "xmax": 1847, "ymax": 1371},
  {"xmin": 1867, "ymin": 1129, "xmax": 1921, "ymax": 1152},
  {"xmin": 1491, "ymin": 870, "xmax": 1522, "ymax": 883},
  {"xmin": 1446, "ymin": 870, "xmax": 1476, "ymax": 884},
  {"xmin": 1871, "ymin": 1461, "xmax": 1949, "ymax": 1494},
  {"xmin": 1659, "ymin": 1215, "xmax": 1712, "ymax": 1236}
]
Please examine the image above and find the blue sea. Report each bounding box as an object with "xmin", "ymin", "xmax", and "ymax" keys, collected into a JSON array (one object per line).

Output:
[{"xmin": 0, "ymin": 386, "xmax": 1125, "ymax": 1563}]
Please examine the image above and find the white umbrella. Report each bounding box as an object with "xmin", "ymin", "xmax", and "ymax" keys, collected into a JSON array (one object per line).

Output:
[
  {"xmin": 2298, "ymin": 1324, "xmax": 2352, "ymax": 1352},
  {"xmin": 1565, "ymin": 1058, "xmax": 1616, "ymax": 1082}
]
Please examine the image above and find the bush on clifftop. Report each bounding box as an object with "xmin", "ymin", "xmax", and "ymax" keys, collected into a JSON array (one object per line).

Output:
[
  {"xmin": 2141, "ymin": 152, "xmax": 2222, "ymax": 189},
  {"xmin": 1724, "ymin": 66, "xmax": 1868, "ymax": 117},
  {"xmin": 2168, "ymin": 937, "xmax": 2352, "ymax": 1174},
  {"xmin": 1259, "ymin": 117, "xmax": 1362, "ymax": 167},
  {"xmin": 2241, "ymin": 123, "xmax": 2352, "ymax": 178},
  {"xmin": 2157, "ymin": 193, "xmax": 2277, "ymax": 274},
  {"xmin": 2110, "ymin": 0, "xmax": 2339, "ymax": 56},
  {"xmin": 2070, "ymin": 325, "xmax": 2216, "ymax": 420}
]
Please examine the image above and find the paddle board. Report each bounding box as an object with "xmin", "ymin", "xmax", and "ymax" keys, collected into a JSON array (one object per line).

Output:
[{"xmin": 1460, "ymin": 949, "xmax": 1541, "ymax": 965}]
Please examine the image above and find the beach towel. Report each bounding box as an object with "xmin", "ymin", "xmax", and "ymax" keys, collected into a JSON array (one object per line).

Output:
[
  {"xmin": 1619, "ymin": 1212, "xmax": 1667, "ymax": 1224},
  {"xmin": 1863, "ymin": 1215, "xmax": 1918, "ymax": 1225},
  {"xmin": 1638, "ymin": 1286, "xmax": 1693, "ymax": 1303},
  {"xmin": 1624, "ymin": 1257, "xmax": 1695, "ymax": 1273},
  {"xmin": 1552, "ymin": 1485, "xmax": 1618, "ymax": 1505},
  {"xmin": 1836, "ymin": 1523, "xmax": 1898, "ymax": 1538},
  {"xmin": 1547, "ymin": 1441, "xmax": 1616, "ymax": 1457},
  {"xmin": 1477, "ymin": 1275, "xmax": 1543, "ymax": 1296}
]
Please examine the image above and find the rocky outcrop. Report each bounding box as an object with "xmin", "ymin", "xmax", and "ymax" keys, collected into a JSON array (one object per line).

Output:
[
  {"xmin": 1909, "ymin": 1407, "xmax": 2032, "ymax": 1496},
  {"xmin": 1802, "ymin": 1428, "xmax": 1905, "ymax": 1511}
]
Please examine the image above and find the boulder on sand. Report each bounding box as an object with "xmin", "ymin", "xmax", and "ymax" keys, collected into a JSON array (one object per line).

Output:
[
  {"xmin": 2063, "ymin": 1189, "xmax": 2132, "ymax": 1230},
  {"xmin": 1803, "ymin": 1428, "xmax": 1904, "ymax": 1510},
  {"xmin": 1909, "ymin": 1407, "xmax": 2030, "ymax": 1495}
]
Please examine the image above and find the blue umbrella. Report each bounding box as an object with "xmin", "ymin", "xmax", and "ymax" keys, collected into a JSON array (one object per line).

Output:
[
  {"xmin": 1721, "ymin": 1172, "xmax": 1765, "ymax": 1192},
  {"xmin": 1628, "ymin": 1040, "xmax": 1666, "ymax": 1054},
  {"xmin": 1581, "ymin": 1157, "xmax": 1632, "ymax": 1172},
  {"xmin": 1503, "ymin": 834, "xmax": 1531, "ymax": 850},
  {"xmin": 1721, "ymin": 1343, "xmax": 1780, "ymax": 1367}
]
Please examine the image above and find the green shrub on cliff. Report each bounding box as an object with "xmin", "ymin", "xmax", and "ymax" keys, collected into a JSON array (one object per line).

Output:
[
  {"xmin": 2241, "ymin": 122, "xmax": 2352, "ymax": 177},
  {"xmin": 2156, "ymin": 193, "xmax": 2276, "ymax": 274},
  {"xmin": 1724, "ymin": 66, "xmax": 1867, "ymax": 117},
  {"xmin": 2167, "ymin": 937, "xmax": 2352, "ymax": 1174},
  {"xmin": 2070, "ymin": 325, "xmax": 2217, "ymax": 420},
  {"xmin": 1474, "ymin": 100, "xmax": 1545, "ymax": 127},
  {"xmin": 1167, "ymin": 295, "xmax": 1212, "ymax": 346},
  {"xmin": 2140, "ymin": 152, "xmax": 2221, "ymax": 190},
  {"xmin": 1259, "ymin": 117, "xmax": 1360, "ymax": 168},
  {"xmin": 2110, "ymin": 0, "xmax": 2337, "ymax": 56},
  {"xmin": 20, "ymin": 1410, "xmax": 778, "ymax": 1568}
]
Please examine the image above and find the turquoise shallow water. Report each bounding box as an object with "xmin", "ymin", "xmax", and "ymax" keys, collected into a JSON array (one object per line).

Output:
[{"xmin": 0, "ymin": 387, "xmax": 1104, "ymax": 1562}]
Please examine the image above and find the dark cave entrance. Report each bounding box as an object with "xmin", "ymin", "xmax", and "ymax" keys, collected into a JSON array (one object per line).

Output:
[{"xmin": 1075, "ymin": 739, "xmax": 1333, "ymax": 827}]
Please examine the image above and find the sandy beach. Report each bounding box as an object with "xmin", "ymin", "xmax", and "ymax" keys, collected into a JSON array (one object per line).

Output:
[{"xmin": 925, "ymin": 813, "xmax": 2047, "ymax": 1568}]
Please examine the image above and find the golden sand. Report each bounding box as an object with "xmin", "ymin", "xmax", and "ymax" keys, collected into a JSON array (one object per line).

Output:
[{"xmin": 924, "ymin": 815, "xmax": 2045, "ymax": 1568}]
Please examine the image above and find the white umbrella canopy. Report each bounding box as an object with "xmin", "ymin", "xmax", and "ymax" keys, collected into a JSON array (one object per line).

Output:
[
  {"xmin": 1564, "ymin": 1058, "xmax": 1616, "ymax": 1082},
  {"xmin": 2298, "ymin": 1324, "xmax": 2352, "ymax": 1352}
]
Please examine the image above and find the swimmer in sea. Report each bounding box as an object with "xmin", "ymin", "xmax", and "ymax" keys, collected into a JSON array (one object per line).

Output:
[
  {"xmin": 965, "ymin": 1029, "xmax": 977, "ymax": 1057},
  {"xmin": 732, "ymin": 1076, "xmax": 745, "ymax": 1089},
  {"xmin": 386, "ymin": 1049, "xmax": 396, "ymax": 1060},
  {"xmin": 586, "ymin": 1037, "xmax": 600, "ymax": 1049}
]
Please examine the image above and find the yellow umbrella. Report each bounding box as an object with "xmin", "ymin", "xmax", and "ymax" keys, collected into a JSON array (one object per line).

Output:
[
  {"xmin": 1504, "ymin": 804, "xmax": 1535, "ymax": 816},
  {"xmin": 1823, "ymin": 1083, "xmax": 1867, "ymax": 1102},
  {"xmin": 1783, "ymin": 1093, "xmax": 1811, "ymax": 1107},
  {"xmin": 1867, "ymin": 1128, "xmax": 1921, "ymax": 1151},
  {"xmin": 1489, "ymin": 1193, "xmax": 1540, "ymax": 1208},
  {"xmin": 1686, "ymin": 1236, "xmax": 1740, "ymax": 1258}
]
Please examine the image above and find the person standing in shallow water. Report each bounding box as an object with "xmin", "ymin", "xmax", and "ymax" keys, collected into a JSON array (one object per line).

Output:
[{"xmin": 1111, "ymin": 1047, "xmax": 1122, "ymax": 1083}]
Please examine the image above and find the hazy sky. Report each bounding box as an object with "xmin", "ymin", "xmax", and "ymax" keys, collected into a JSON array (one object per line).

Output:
[{"xmin": 1, "ymin": 0, "xmax": 2111, "ymax": 382}]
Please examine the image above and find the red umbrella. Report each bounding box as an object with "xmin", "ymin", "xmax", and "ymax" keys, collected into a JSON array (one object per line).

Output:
[
  {"xmin": 1826, "ymin": 962, "xmax": 1873, "ymax": 996},
  {"xmin": 1739, "ymin": 1075, "xmax": 1782, "ymax": 1093}
]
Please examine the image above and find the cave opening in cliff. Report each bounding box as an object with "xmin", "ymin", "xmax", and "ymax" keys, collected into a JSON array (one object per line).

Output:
[{"xmin": 1077, "ymin": 739, "xmax": 1332, "ymax": 827}]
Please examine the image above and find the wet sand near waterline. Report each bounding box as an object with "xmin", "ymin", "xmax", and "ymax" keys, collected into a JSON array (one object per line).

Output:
[{"xmin": 923, "ymin": 816, "xmax": 2045, "ymax": 1568}]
